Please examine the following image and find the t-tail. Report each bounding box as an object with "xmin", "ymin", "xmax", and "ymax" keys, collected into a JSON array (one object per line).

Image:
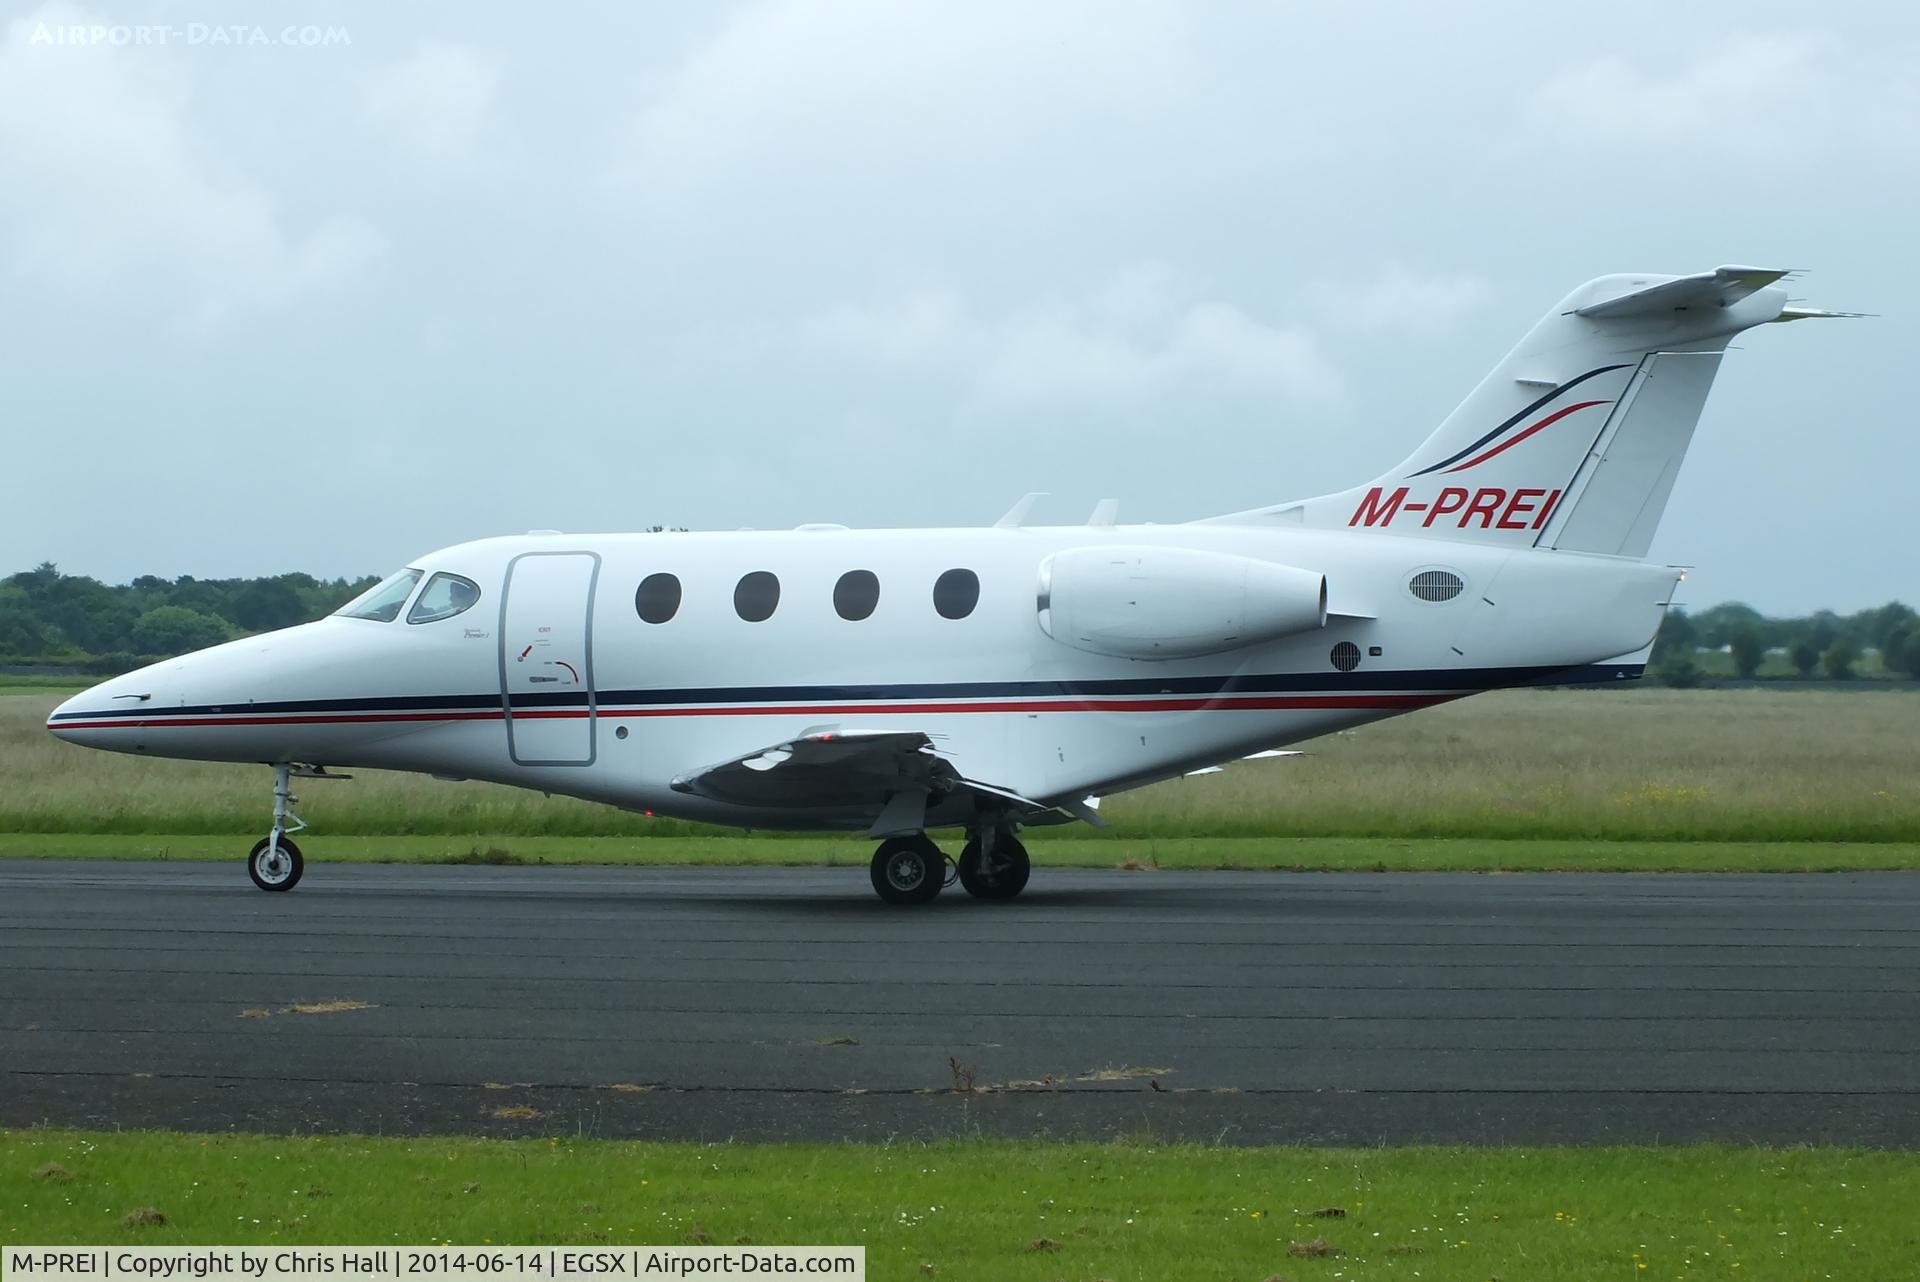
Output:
[{"xmin": 1214, "ymin": 266, "xmax": 1855, "ymax": 555}]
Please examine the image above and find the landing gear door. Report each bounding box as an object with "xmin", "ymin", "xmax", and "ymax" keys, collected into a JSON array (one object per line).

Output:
[{"xmin": 499, "ymin": 551, "xmax": 599, "ymax": 766}]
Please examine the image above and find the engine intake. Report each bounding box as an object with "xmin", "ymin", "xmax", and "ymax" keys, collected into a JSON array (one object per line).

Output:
[{"xmin": 1036, "ymin": 546, "xmax": 1328, "ymax": 660}]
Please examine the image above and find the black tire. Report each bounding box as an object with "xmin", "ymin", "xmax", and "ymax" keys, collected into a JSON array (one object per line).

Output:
[
  {"xmin": 958, "ymin": 834, "xmax": 1031, "ymax": 901},
  {"xmin": 248, "ymin": 836, "xmax": 304, "ymax": 892},
  {"xmin": 870, "ymin": 835, "xmax": 944, "ymax": 905}
]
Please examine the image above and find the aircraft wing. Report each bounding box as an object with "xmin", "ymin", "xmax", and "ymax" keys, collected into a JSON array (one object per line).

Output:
[
  {"xmin": 669, "ymin": 725, "xmax": 1084, "ymax": 834},
  {"xmin": 669, "ymin": 727, "xmax": 955, "ymax": 811}
]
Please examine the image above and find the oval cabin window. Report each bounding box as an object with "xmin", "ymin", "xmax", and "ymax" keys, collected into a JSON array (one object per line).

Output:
[
  {"xmin": 933, "ymin": 568, "xmax": 979, "ymax": 620},
  {"xmin": 734, "ymin": 571, "xmax": 780, "ymax": 623},
  {"xmin": 834, "ymin": 570, "xmax": 880, "ymax": 621},
  {"xmin": 635, "ymin": 573, "xmax": 682, "ymax": 624}
]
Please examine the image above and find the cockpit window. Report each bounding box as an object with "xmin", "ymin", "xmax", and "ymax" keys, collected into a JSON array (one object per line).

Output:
[
  {"xmin": 407, "ymin": 573, "xmax": 482, "ymax": 625},
  {"xmin": 335, "ymin": 568, "xmax": 424, "ymax": 622}
]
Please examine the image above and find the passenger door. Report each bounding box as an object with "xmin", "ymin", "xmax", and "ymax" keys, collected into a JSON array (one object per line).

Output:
[{"xmin": 499, "ymin": 551, "xmax": 599, "ymax": 766}]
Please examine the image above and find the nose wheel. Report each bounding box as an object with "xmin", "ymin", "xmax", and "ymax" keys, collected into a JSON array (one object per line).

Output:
[{"xmin": 249, "ymin": 835, "xmax": 304, "ymax": 891}]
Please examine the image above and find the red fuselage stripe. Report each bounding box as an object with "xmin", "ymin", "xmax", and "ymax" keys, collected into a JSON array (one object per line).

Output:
[{"xmin": 49, "ymin": 692, "xmax": 1449, "ymax": 731}]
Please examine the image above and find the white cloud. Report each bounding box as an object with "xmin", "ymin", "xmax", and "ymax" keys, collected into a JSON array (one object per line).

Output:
[
  {"xmin": 701, "ymin": 263, "xmax": 1340, "ymax": 411},
  {"xmin": 611, "ymin": 0, "xmax": 1195, "ymax": 199},
  {"xmin": 797, "ymin": 291, "xmax": 966, "ymax": 369},
  {"xmin": 1307, "ymin": 262, "xmax": 1493, "ymax": 335},
  {"xmin": 1528, "ymin": 33, "xmax": 1829, "ymax": 144},
  {"xmin": 0, "ymin": 2, "xmax": 385, "ymax": 333},
  {"xmin": 973, "ymin": 291, "xmax": 1338, "ymax": 410},
  {"xmin": 360, "ymin": 43, "xmax": 506, "ymax": 171}
]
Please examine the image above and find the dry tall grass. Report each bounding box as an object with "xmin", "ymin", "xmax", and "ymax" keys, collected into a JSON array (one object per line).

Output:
[
  {"xmin": 4, "ymin": 688, "xmax": 1915, "ymax": 840},
  {"xmin": 1105, "ymin": 687, "xmax": 1920, "ymax": 840}
]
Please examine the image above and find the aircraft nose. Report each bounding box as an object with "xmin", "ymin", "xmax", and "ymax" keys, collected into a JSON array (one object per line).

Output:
[
  {"xmin": 46, "ymin": 671, "xmax": 162, "ymax": 748},
  {"xmin": 47, "ymin": 686, "xmax": 103, "ymax": 744}
]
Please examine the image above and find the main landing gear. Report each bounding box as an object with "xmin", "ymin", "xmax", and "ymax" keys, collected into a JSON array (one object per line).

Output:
[
  {"xmin": 868, "ymin": 826, "xmax": 1031, "ymax": 905},
  {"xmin": 958, "ymin": 827, "xmax": 1031, "ymax": 901}
]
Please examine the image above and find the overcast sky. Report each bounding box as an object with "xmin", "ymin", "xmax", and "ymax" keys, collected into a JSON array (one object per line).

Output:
[{"xmin": 1, "ymin": 0, "xmax": 1913, "ymax": 613}]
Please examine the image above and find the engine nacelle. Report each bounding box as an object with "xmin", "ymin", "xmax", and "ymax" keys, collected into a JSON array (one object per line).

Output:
[{"xmin": 1036, "ymin": 546, "xmax": 1328, "ymax": 660}]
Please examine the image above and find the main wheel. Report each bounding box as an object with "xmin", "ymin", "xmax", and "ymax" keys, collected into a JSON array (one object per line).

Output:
[
  {"xmin": 870, "ymin": 835, "xmax": 944, "ymax": 905},
  {"xmin": 958, "ymin": 834, "xmax": 1031, "ymax": 901},
  {"xmin": 248, "ymin": 836, "xmax": 304, "ymax": 892}
]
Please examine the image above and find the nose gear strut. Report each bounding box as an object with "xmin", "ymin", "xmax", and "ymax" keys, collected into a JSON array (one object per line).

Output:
[{"xmin": 248, "ymin": 763, "xmax": 350, "ymax": 892}]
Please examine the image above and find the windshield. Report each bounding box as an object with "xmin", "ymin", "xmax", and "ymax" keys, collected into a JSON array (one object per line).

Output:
[
  {"xmin": 407, "ymin": 573, "xmax": 482, "ymax": 624},
  {"xmin": 336, "ymin": 568, "xmax": 423, "ymax": 622}
]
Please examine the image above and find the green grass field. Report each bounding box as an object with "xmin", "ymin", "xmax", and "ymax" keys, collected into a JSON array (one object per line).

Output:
[
  {"xmin": 0, "ymin": 682, "xmax": 86, "ymax": 697},
  {"xmin": 7, "ymin": 1130, "xmax": 1918, "ymax": 1281},
  {"xmin": 5, "ymin": 688, "xmax": 1917, "ymax": 846}
]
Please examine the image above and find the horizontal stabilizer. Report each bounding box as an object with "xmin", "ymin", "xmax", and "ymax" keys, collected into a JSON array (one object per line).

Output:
[
  {"xmin": 1572, "ymin": 266, "xmax": 1789, "ymax": 319},
  {"xmin": 1773, "ymin": 305, "xmax": 1871, "ymax": 322}
]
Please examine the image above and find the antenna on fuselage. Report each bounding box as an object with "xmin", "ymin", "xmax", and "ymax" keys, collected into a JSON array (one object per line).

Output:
[{"xmin": 993, "ymin": 492, "xmax": 1047, "ymax": 528}]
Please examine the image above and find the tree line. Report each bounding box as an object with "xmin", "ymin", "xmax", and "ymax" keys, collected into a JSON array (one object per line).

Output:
[
  {"xmin": 2, "ymin": 561, "xmax": 1914, "ymax": 681},
  {"xmin": 1, "ymin": 563, "xmax": 378, "ymax": 671},
  {"xmin": 1651, "ymin": 600, "xmax": 1918, "ymax": 684}
]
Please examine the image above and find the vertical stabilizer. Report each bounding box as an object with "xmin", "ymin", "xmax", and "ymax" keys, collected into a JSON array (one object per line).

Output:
[{"xmin": 1209, "ymin": 266, "xmax": 1840, "ymax": 557}]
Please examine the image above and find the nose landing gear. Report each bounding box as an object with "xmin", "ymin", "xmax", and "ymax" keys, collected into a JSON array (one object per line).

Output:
[
  {"xmin": 247, "ymin": 764, "xmax": 349, "ymax": 892},
  {"xmin": 249, "ymin": 765, "xmax": 305, "ymax": 892}
]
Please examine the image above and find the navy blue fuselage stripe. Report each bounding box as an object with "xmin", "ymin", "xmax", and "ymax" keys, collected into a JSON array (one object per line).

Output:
[
  {"xmin": 1406, "ymin": 363, "xmax": 1633, "ymax": 478},
  {"xmin": 48, "ymin": 663, "xmax": 1643, "ymax": 721}
]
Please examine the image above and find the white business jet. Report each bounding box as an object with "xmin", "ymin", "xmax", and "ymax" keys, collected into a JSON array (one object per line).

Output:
[{"xmin": 48, "ymin": 267, "xmax": 1849, "ymax": 902}]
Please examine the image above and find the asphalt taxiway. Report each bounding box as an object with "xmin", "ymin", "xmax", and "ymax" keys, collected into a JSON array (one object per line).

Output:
[{"xmin": 3, "ymin": 860, "xmax": 1916, "ymax": 1144}]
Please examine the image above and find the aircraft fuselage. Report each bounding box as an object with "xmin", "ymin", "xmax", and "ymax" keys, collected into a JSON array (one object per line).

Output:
[{"xmin": 50, "ymin": 522, "xmax": 1675, "ymax": 830}]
